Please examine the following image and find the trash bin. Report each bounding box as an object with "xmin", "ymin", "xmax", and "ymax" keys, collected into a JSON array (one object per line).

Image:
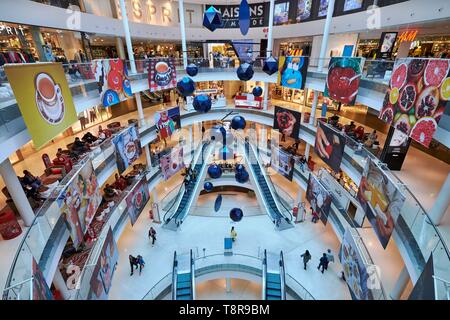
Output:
[{"xmin": 0, "ymin": 207, "xmax": 22, "ymax": 240}]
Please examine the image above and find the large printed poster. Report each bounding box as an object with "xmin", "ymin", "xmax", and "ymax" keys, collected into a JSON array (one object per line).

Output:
[
  {"xmin": 4, "ymin": 63, "xmax": 77, "ymax": 149},
  {"xmin": 357, "ymin": 158, "xmax": 406, "ymax": 249},
  {"xmin": 278, "ymin": 56, "xmax": 309, "ymax": 90},
  {"xmin": 306, "ymin": 173, "xmax": 332, "ymax": 226},
  {"xmin": 126, "ymin": 178, "xmax": 150, "ymax": 226},
  {"xmin": 378, "ymin": 58, "xmax": 450, "ymax": 148},
  {"xmin": 270, "ymin": 145, "xmax": 294, "ymax": 181},
  {"xmin": 148, "ymin": 58, "xmax": 177, "ymax": 92},
  {"xmin": 340, "ymin": 228, "xmax": 370, "ymax": 300},
  {"xmin": 92, "ymin": 59, "xmax": 132, "ymax": 107},
  {"xmin": 58, "ymin": 160, "xmax": 102, "ymax": 249},
  {"xmin": 314, "ymin": 121, "xmax": 346, "ymax": 173},
  {"xmin": 296, "ymin": 0, "xmax": 312, "ymax": 22},
  {"xmin": 273, "ymin": 106, "xmax": 301, "ymax": 139},
  {"xmin": 98, "ymin": 228, "xmax": 119, "ymax": 294},
  {"xmin": 32, "ymin": 257, "xmax": 53, "ymax": 300},
  {"xmin": 324, "ymin": 57, "xmax": 365, "ymax": 105},
  {"xmin": 273, "ymin": 1, "xmax": 290, "ymax": 25},
  {"xmin": 160, "ymin": 146, "xmax": 185, "ymax": 181},
  {"xmin": 112, "ymin": 125, "xmax": 143, "ymax": 174},
  {"xmin": 155, "ymin": 106, "xmax": 181, "ymax": 139}
]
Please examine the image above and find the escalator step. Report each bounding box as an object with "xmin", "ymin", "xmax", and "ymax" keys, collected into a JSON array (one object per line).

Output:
[
  {"xmin": 266, "ymin": 289, "xmax": 281, "ymax": 297},
  {"xmin": 267, "ymin": 282, "xmax": 281, "ymax": 289},
  {"xmin": 266, "ymin": 295, "xmax": 281, "ymax": 300},
  {"xmin": 177, "ymin": 295, "xmax": 192, "ymax": 300},
  {"xmin": 177, "ymin": 288, "xmax": 191, "ymax": 296}
]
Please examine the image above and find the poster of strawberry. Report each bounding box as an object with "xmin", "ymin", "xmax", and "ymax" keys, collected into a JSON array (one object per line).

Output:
[{"xmin": 378, "ymin": 58, "xmax": 450, "ymax": 148}]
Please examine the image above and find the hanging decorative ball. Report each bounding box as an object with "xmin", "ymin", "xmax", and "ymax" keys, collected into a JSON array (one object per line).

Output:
[
  {"xmin": 203, "ymin": 6, "xmax": 223, "ymax": 32},
  {"xmin": 186, "ymin": 63, "xmax": 199, "ymax": 77},
  {"xmin": 204, "ymin": 181, "xmax": 214, "ymax": 192},
  {"xmin": 262, "ymin": 56, "xmax": 278, "ymax": 75},
  {"xmin": 252, "ymin": 86, "xmax": 263, "ymax": 97},
  {"xmin": 207, "ymin": 163, "xmax": 222, "ymax": 179},
  {"xmin": 239, "ymin": 0, "xmax": 251, "ymax": 36},
  {"xmin": 176, "ymin": 76, "xmax": 195, "ymax": 97},
  {"xmin": 231, "ymin": 115, "xmax": 246, "ymax": 130},
  {"xmin": 235, "ymin": 170, "xmax": 249, "ymax": 183},
  {"xmin": 235, "ymin": 164, "xmax": 245, "ymax": 173},
  {"xmin": 229, "ymin": 208, "xmax": 244, "ymax": 222},
  {"xmin": 236, "ymin": 63, "xmax": 254, "ymax": 81},
  {"xmin": 193, "ymin": 94, "xmax": 212, "ymax": 113}
]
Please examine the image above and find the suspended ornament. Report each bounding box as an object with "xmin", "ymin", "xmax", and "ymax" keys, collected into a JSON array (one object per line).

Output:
[
  {"xmin": 235, "ymin": 169, "xmax": 249, "ymax": 184},
  {"xmin": 229, "ymin": 208, "xmax": 244, "ymax": 222},
  {"xmin": 207, "ymin": 164, "xmax": 222, "ymax": 179},
  {"xmin": 176, "ymin": 76, "xmax": 195, "ymax": 97},
  {"xmin": 239, "ymin": 0, "xmax": 250, "ymax": 36},
  {"xmin": 231, "ymin": 115, "xmax": 246, "ymax": 130},
  {"xmin": 193, "ymin": 94, "xmax": 212, "ymax": 113},
  {"xmin": 235, "ymin": 164, "xmax": 245, "ymax": 173},
  {"xmin": 186, "ymin": 63, "xmax": 199, "ymax": 77},
  {"xmin": 236, "ymin": 63, "xmax": 254, "ymax": 81},
  {"xmin": 262, "ymin": 56, "xmax": 278, "ymax": 75},
  {"xmin": 252, "ymin": 86, "xmax": 263, "ymax": 97},
  {"xmin": 203, "ymin": 6, "xmax": 223, "ymax": 32},
  {"xmin": 204, "ymin": 182, "xmax": 214, "ymax": 192}
]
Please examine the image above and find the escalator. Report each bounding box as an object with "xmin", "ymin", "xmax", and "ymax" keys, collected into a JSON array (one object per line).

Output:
[
  {"xmin": 262, "ymin": 250, "xmax": 286, "ymax": 300},
  {"xmin": 172, "ymin": 250, "xmax": 195, "ymax": 300}
]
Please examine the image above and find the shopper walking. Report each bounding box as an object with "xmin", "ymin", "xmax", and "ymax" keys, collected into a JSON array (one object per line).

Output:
[
  {"xmin": 317, "ymin": 253, "xmax": 329, "ymax": 273},
  {"xmin": 136, "ymin": 255, "xmax": 145, "ymax": 275},
  {"xmin": 230, "ymin": 226, "xmax": 237, "ymax": 242},
  {"xmin": 129, "ymin": 255, "xmax": 139, "ymax": 276},
  {"xmin": 148, "ymin": 226, "xmax": 157, "ymax": 246},
  {"xmin": 300, "ymin": 250, "xmax": 312, "ymax": 270},
  {"xmin": 326, "ymin": 249, "xmax": 335, "ymax": 269}
]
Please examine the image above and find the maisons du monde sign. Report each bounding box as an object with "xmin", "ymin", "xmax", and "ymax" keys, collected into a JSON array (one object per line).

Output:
[{"xmin": 205, "ymin": 2, "xmax": 269, "ymax": 28}]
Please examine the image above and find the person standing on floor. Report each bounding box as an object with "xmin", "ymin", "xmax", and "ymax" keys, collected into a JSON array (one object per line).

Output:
[
  {"xmin": 136, "ymin": 255, "xmax": 145, "ymax": 275},
  {"xmin": 230, "ymin": 226, "xmax": 237, "ymax": 242},
  {"xmin": 129, "ymin": 255, "xmax": 139, "ymax": 276},
  {"xmin": 148, "ymin": 226, "xmax": 157, "ymax": 246},
  {"xmin": 317, "ymin": 253, "xmax": 329, "ymax": 273},
  {"xmin": 325, "ymin": 249, "xmax": 334, "ymax": 269},
  {"xmin": 300, "ymin": 250, "xmax": 312, "ymax": 270}
]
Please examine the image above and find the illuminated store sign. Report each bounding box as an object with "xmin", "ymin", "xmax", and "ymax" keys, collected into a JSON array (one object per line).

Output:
[
  {"xmin": 0, "ymin": 23, "xmax": 26, "ymax": 36},
  {"xmin": 397, "ymin": 30, "xmax": 418, "ymax": 43}
]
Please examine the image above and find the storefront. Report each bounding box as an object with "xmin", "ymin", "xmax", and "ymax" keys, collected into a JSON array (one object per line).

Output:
[
  {"xmin": 0, "ymin": 22, "xmax": 38, "ymax": 65},
  {"xmin": 274, "ymin": 37, "xmax": 313, "ymax": 57}
]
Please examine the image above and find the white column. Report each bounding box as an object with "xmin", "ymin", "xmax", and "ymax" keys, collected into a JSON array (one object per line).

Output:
[
  {"xmin": 266, "ymin": 0, "xmax": 275, "ymax": 58},
  {"xmin": 178, "ymin": 0, "xmax": 188, "ymax": 69},
  {"xmin": 429, "ymin": 172, "xmax": 450, "ymax": 226},
  {"xmin": 115, "ymin": 37, "xmax": 126, "ymax": 60},
  {"xmin": 119, "ymin": 0, "xmax": 136, "ymax": 74},
  {"xmin": 134, "ymin": 92, "xmax": 145, "ymax": 123},
  {"xmin": 53, "ymin": 268, "xmax": 71, "ymax": 300},
  {"xmin": 259, "ymin": 127, "xmax": 267, "ymax": 150},
  {"xmin": 144, "ymin": 144, "xmax": 152, "ymax": 170},
  {"xmin": 305, "ymin": 143, "xmax": 311, "ymax": 160},
  {"xmin": 0, "ymin": 159, "xmax": 35, "ymax": 226},
  {"xmin": 189, "ymin": 126, "xmax": 193, "ymax": 152},
  {"xmin": 296, "ymin": 189, "xmax": 303, "ymax": 204},
  {"xmin": 317, "ymin": 0, "xmax": 335, "ymax": 72},
  {"xmin": 309, "ymin": 91, "xmax": 319, "ymax": 125},
  {"xmin": 225, "ymin": 278, "xmax": 231, "ymax": 293},
  {"xmin": 390, "ymin": 266, "xmax": 410, "ymax": 300},
  {"xmin": 263, "ymin": 82, "xmax": 269, "ymax": 110}
]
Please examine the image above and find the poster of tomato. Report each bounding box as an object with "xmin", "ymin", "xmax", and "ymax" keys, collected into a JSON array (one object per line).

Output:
[
  {"xmin": 378, "ymin": 58, "xmax": 450, "ymax": 148},
  {"xmin": 324, "ymin": 57, "xmax": 365, "ymax": 105},
  {"xmin": 126, "ymin": 177, "xmax": 150, "ymax": 226}
]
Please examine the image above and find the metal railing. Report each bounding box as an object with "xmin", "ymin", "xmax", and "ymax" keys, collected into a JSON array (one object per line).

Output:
[{"xmin": 279, "ymin": 251, "xmax": 286, "ymax": 300}]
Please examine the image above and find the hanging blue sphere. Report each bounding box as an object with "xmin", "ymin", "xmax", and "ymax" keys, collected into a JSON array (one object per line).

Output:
[
  {"xmin": 235, "ymin": 164, "xmax": 245, "ymax": 173},
  {"xmin": 204, "ymin": 181, "xmax": 214, "ymax": 192},
  {"xmin": 203, "ymin": 6, "xmax": 223, "ymax": 32},
  {"xmin": 231, "ymin": 115, "xmax": 246, "ymax": 130},
  {"xmin": 239, "ymin": 0, "xmax": 250, "ymax": 36},
  {"xmin": 235, "ymin": 170, "xmax": 249, "ymax": 183},
  {"xmin": 229, "ymin": 208, "xmax": 244, "ymax": 222},
  {"xmin": 186, "ymin": 63, "xmax": 199, "ymax": 77},
  {"xmin": 262, "ymin": 56, "xmax": 278, "ymax": 76},
  {"xmin": 236, "ymin": 63, "xmax": 254, "ymax": 81},
  {"xmin": 177, "ymin": 76, "xmax": 195, "ymax": 97},
  {"xmin": 193, "ymin": 94, "xmax": 212, "ymax": 113},
  {"xmin": 207, "ymin": 164, "xmax": 222, "ymax": 179},
  {"xmin": 252, "ymin": 86, "xmax": 263, "ymax": 97}
]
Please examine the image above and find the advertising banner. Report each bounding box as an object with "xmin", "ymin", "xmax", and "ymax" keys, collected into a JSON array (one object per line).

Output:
[
  {"xmin": 160, "ymin": 146, "xmax": 185, "ymax": 181},
  {"xmin": 296, "ymin": 0, "xmax": 312, "ymax": 22},
  {"xmin": 32, "ymin": 257, "xmax": 53, "ymax": 300},
  {"xmin": 277, "ymin": 56, "xmax": 309, "ymax": 90},
  {"xmin": 340, "ymin": 228, "xmax": 370, "ymax": 300},
  {"xmin": 270, "ymin": 145, "xmax": 295, "ymax": 181},
  {"xmin": 343, "ymin": 0, "xmax": 363, "ymax": 12},
  {"xmin": 4, "ymin": 63, "xmax": 77, "ymax": 149},
  {"xmin": 60, "ymin": 249, "xmax": 90, "ymax": 290},
  {"xmin": 377, "ymin": 32, "xmax": 398, "ymax": 59},
  {"xmin": 98, "ymin": 228, "xmax": 119, "ymax": 294},
  {"xmin": 148, "ymin": 58, "xmax": 177, "ymax": 92},
  {"xmin": 314, "ymin": 121, "xmax": 346, "ymax": 173},
  {"xmin": 126, "ymin": 178, "xmax": 150, "ymax": 226},
  {"xmin": 356, "ymin": 158, "xmax": 406, "ymax": 249},
  {"xmin": 306, "ymin": 173, "xmax": 332, "ymax": 225},
  {"xmin": 205, "ymin": 3, "xmax": 269, "ymax": 28},
  {"xmin": 274, "ymin": 1, "xmax": 290, "ymax": 25},
  {"xmin": 379, "ymin": 126, "xmax": 412, "ymax": 171},
  {"xmin": 58, "ymin": 160, "xmax": 102, "ymax": 249},
  {"xmin": 112, "ymin": 125, "xmax": 143, "ymax": 174},
  {"xmin": 92, "ymin": 59, "xmax": 132, "ymax": 107},
  {"xmin": 318, "ymin": 0, "xmax": 329, "ymax": 17},
  {"xmin": 378, "ymin": 58, "xmax": 449, "ymax": 148},
  {"xmin": 273, "ymin": 106, "xmax": 302, "ymax": 139},
  {"xmin": 155, "ymin": 106, "xmax": 181, "ymax": 139}
]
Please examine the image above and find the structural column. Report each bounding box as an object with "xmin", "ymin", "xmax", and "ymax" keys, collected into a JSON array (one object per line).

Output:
[
  {"xmin": 53, "ymin": 268, "xmax": 71, "ymax": 300},
  {"xmin": 178, "ymin": 0, "xmax": 188, "ymax": 69},
  {"xmin": 263, "ymin": 0, "xmax": 275, "ymax": 110},
  {"xmin": 0, "ymin": 159, "xmax": 35, "ymax": 226},
  {"xmin": 115, "ymin": 37, "xmax": 126, "ymax": 60},
  {"xmin": 119, "ymin": 0, "xmax": 136, "ymax": 74},
  {"xmin": 225, "ymin": 278, "xmax": 231, "ymax": 293},
  {"xmin": 429, "ymin": 172, "xmax": 450, "ymax": 226},
  {"xmin": 390, "ymin": 266, "xmax": 410, "ymax": 300}
]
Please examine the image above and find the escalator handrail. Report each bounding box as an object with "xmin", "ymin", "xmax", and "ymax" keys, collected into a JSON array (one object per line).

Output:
[
  {"xmin": 279, "ymin": 251, "xmax": 286, "ymax": 300},
  {"xmin": 172, "ymin": 251, "xmax": 178, "ymax": 300},
  {"xmin": 262, "ymin": 249, "xmax": 267, "ymax": 300}
]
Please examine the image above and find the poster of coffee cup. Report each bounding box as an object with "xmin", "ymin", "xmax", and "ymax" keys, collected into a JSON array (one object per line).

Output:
[
  {"xmin": 306, "ymin": 173, "xmax": 332, "ymax": 226},
  {"xmin": 314, "ymin": 121, "xmax": 346, "ymax": 173},
  {"xmin": 112, "ymin": 125, "xmax": 143, "ymax": 174},
  {"xmin": 356, "ymin": 158, "xmax": 406, "ymax": 249},
  {"xmin": 126, "ymin": 178, "xmax": 150, "ymax": 226},
  {"xmin": 273, "ymin": 106, "xmax": 302, "ymax": 139},
  {"xmin": 4, "ymin": 63, "xmax": 77, "ymax": 149},
  {"xmin": 278, "ymin": 56, "xmax": 309, "ymax": 90},
  {"xmin": 91, "ymin": 59, "xmax": 132, "ymax": 107},
  {"xmin": 324, "ymin": 57, "xmax": 365, "ymax": 105},
  {"xmin": 148, "ymin": 58, "xmax": 177, "ymax": 92},
  {"xmin": 270, "ymin": 145, "xmax": 295, "ymax": 181},
  {"xmin": 154, "ymin": 106, "xmax": 181, "ymax": 139},
  {"xmin": 160, "ymin": 146, "xmax": 185, "ymax": 181}
]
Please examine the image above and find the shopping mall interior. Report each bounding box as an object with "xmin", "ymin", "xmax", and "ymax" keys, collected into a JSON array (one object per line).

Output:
[{"xmin": 0, "ymin": 0, "xmax": 449, "ymax": 303}]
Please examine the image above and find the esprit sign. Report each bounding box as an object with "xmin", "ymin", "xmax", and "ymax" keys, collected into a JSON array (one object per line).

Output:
[{"xmin": 0, "ymin": 23, "xmax": 26, "ymax": 36}]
